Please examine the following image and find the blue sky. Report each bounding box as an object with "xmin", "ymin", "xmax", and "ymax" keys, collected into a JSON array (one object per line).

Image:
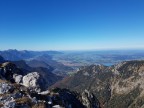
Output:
[{"xmin": 0, "ymin": 0, "xmax": 144, "ymax": 50}]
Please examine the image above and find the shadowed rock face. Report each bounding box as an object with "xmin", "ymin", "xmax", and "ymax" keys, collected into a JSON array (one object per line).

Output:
[
  {"xmin": 0, "ymin": 56, "xmax": 5, "ymax": 63},
  {"xmin": 53, "ymin": 60, "xmax": 144, "ymax": 108},
  {"xmin": 0, "ymin": 62, "xmax": 19, "ymax": 82}
]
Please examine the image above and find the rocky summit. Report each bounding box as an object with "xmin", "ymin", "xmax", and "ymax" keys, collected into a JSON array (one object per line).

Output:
[
  {"xmin": 54, "ymin": 60, "xmax": 144, "ymax": 108},
  {"xmin": 0, "ymin": 61, "xmax": 99, "ymax": 108},
  {"xmin": 1, "ymin": 58, "xmax": 144, "ymax": 108}
]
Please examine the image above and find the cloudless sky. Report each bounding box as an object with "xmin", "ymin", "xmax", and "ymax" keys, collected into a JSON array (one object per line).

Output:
[{"xmin": 0, "ymin": 0, "xmax": 144, "ymax": 50}]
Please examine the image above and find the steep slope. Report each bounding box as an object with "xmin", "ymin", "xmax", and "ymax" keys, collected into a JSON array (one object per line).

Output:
[
  {"xmin": 109, "ymin": 61, "xmax": 144, "ymax": 108},
  {"xmin": 53, "ymin": 60, "xmax": 144, "ymax": 108},
  {"xmin": 28, "ymin": 54, "xmax": 74, "ymax": 76},
  {"xmin": 53, "ymin": 64, "xmax": 113, "ymax": 107},
  {"xmin": 13, "ymin": 60, "xmax": 32, "ymax": 74},
  {"xmin": 0, "ymin": 55, "xmax": 5, "ymax": 63},
  {"xmin": 26, "ymin": 59, "xmax": 53, "ymax": 70}
]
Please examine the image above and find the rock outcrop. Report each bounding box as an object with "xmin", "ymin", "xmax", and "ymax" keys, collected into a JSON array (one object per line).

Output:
[
  {"xmin": 22, "ymin": 72, "xmax": 43, "ymax": 92},
  {"xmin": 13, "ymin": 60, "xmax": 63, "ymax": 89},
  {"xmin": 81, "ymin": 90, "xmax": 100, "ymax": 108},
  {"xmin": 0, "ymin": 61, "xmax": 62, "ymax": 92},
  {"xmin": 0, "ymin": 61, "xmax": 91, "ymax": 108},
  {"xmin": 13, "ymin": 74, "xmax": 23, "ymax": 84},
  {"xmin": 0, "ymin": 80, "xmax": 86, "ymax": 108}
]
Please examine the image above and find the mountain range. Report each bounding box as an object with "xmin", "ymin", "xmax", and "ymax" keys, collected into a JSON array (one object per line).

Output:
[
  {"xmin": 1, "ymin": 50, "xmax": 144, "ymax": 107},
  {"xmin": 53, "ymin": 60, "xmax": 144, "ymax": 108},
  {"xmin": 0, "ymin": 49, "xmax": 74, "ymax": 76},
  {"xmin": 0, "ymin": 49, "xmax": 62, "ymax": 61},
  {"xmin": 0, "ymin": 56, "xmax": 99, "ymax": 108}
]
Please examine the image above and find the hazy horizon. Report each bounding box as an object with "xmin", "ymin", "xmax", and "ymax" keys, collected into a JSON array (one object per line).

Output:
[
  {"xmin": 1, "ymin": 48, "xmax": 144, "ymax": 52},
  {"xmin": 0, "ymin": 0, "xmax": 144, "ymax": 50}
]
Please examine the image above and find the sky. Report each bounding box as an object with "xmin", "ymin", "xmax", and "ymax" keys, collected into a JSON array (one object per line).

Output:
[{"xmin": 0, "ymin": 0, "xmax": 144, "ymax": 50}]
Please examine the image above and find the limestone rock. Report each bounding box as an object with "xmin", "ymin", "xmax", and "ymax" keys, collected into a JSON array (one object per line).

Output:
[
  {"xmin": 81, "ymin": 90, "xmax": 100, "ymax": 108},
  {"xmin": 38, "ymin": 90, "xmax": 50, "ymax": 95},
  {"xmin": 13, "ymin": 74, "xmax": 23, "ymax": 84},
  {"xmin": 52, "ymin": 105, "xmax": 63, "ymax": 108},
  {"xmin": 0, "ymin": 82, "xmax": 13, "ymax": 94},
  {"xmin": 2, "ymin": 100, "xmax": 16, "ymax": 108},
  {"xmin": 22, "ymin": 72, "xmax": 43, "ymax": 92}
]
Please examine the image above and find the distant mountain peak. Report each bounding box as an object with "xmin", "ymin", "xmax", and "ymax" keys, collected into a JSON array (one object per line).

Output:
[{"xmin": 0, "ymin": 49, "xmax": 62, "ymax": 61}]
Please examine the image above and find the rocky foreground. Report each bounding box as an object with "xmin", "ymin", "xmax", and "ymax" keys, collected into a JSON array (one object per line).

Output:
[
  {"xmin": 0, "ymin": 62, "xmax": 99, "ymax": 108},
  {"xmin": 1, "ymin": 58, "xmax": 144, "ymax": 108}
]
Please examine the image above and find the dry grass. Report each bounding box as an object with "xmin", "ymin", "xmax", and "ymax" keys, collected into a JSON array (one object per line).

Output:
[
  {"xmin": 32, "ymin": 102, "xmax": 46, "ymax": 108},
  {"xmin": 15, "ymin": 97, "xmax": 31, "ymax": 104},
  {"xmin": 0, "ymin": 103, "xmax": 4, "ymax": 107},
  {"xmin": 0, "ymin": 79, "xmax": 8, "ymax": 83}
]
